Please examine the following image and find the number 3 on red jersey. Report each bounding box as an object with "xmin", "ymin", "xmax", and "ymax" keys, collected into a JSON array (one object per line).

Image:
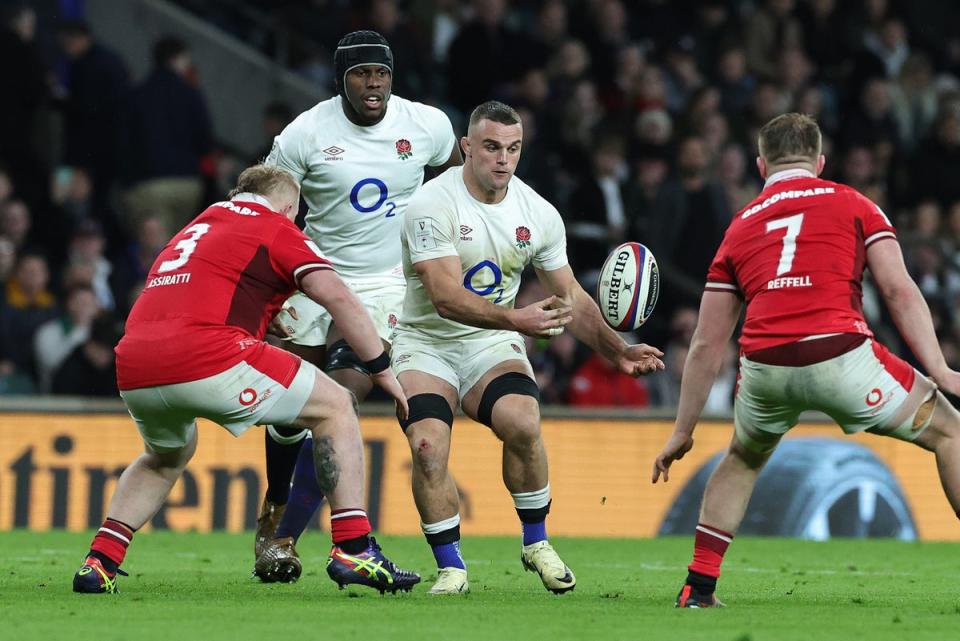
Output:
[
  {"xmin": 765, "ymin": 213, "xmax": 804, "ymax": 276},
  {"xmin": 158, "ymin": 223, "xmax": 212, "ymax": 273}
]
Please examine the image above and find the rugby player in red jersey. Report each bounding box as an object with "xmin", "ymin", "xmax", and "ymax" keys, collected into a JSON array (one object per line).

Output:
[
  {"xmin": 652, "ymin": 113, "xmax": 960, "ymax": 607},
  {"xmin": 72, "ymin": 165, "xmax": 420, "ymax": 595}
]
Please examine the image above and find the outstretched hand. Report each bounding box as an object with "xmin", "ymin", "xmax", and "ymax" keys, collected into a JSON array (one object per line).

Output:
[
  {"xmin": 616, "ymin": 343, "xmax": 665, "ymax": 376},
  {"xmin": 652, "ymin": 432, "xmax": 694, "ymax": 483}
]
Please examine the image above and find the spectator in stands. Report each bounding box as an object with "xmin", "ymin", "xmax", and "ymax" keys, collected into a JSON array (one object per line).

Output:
[
  {"xmin": 446, "ymin": 0, "xmax": 518, "ymax": 115},
  {"xmin": 255, "ymin": 101, "xmax": 294, "ymax": 164},
  {"xmin": 0, "ymin": 166, "xmax": 12, "ymax": 205},
  {"xmin": 0, "ymin": 4, "xmax": 49, "ymax": 209},
  {"xmin": 51, "ymin": 314, "xmax": 120, "ymax": 397},
  {"xmin": 647, "ymin": 136, "xmax": 731, "ymax": 310},
  {"xmin": 911, "ymin": 110, "xmax": 960, "ymax": 208},
  {"xmin": 0, "ymin": 237, "xmax": 14, "ymax": 283},
  {"xmin": 717, "ymin": 143, "xmax": 760, "ymax": 213},
  {"xmin": 0, "ymin": 251, "xmax": 58, "ymax": 385},
  {"xmin": 122, "ymin": 35, "xmax": 213, "ymax": 235},
  {"xmin": 841, "ymin": 77, "xmax": 900, "ymax": 175},
  {"xmin": 890, "ymin": 53, "xmax": 939, "ymax": 151},
  {"xmin": 744, "ymin": 0, "xmax": 803, "ymax": 82},
  {"xmin": 568, "ymin": 351, "xmax": 652, "ymax": 408},
  {"xmin": 33, "ymin": 284, "xmax": 100, "ymax": 392},
  {"xmin": 58, "ymin": 20, "xmax": 130, "ymax": 223},
  {"xmin": 369, "ymin": 0, "xmax": 430, "ymax": 99},
  {"xmin": 864, "ymin": 16, "xmax": 910, "ymax": 79},
  {"xmin": 65, "ymin": 220, "xmax": 114, "ymax": 311},
  {"xmin": 566, "ymin": 137, "xmax": 627, "ymax": 277},
  {"xmin": 714, "ymin": 46, "xmax": 755, "ymax": 116},
  {"xmin": 0, "ymin": 199, "xmax": 32, "ymax": 253},
  {"xmin": 517, "ymin": 0, "xmax": 568, "ymax": 72}
]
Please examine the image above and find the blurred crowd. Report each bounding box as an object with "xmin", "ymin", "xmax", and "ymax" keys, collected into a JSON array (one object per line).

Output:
[{"xmin": 2, "ymin": 0, "xmax": 960, "ymax": 410}]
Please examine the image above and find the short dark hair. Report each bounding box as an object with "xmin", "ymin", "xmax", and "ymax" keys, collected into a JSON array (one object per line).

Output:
[
  {"xmin": 758, "ymin": 113, "xmax": 822, "ymax": 165},
  {"xmin": 468, "ymin": 100, "xmax": 522, "ymax": 130},
  {"xmin": 153, "ymin": 35, "xmax": 188, "ymax": 67}
]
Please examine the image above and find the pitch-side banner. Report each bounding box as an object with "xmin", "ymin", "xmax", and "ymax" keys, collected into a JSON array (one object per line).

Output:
[{"xmin": 0, "ymin": 414, "xmax": 954, "ymax": 540}]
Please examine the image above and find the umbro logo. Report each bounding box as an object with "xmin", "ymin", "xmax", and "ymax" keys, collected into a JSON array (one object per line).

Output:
[
  {"xmin": 323, "ymin": 145, "xmax": 345, "ymax": 160},
  {"xmin": 460, "ymin": 225, "xmax": 473, "ymax": 241}
]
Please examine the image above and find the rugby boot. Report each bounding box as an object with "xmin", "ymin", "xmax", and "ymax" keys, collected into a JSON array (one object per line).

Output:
[
  {"xmin": 253, "ymin": 536, "xmax": 302, "ymax": 583},
  {"xmin": 72, "ymin": 556, "xmax": 127, "ymax": 594},
  {"xmin": 326, "ymin": 537, "xmax": 421, "ymax": 594},
  {"xmin": 676, "ymin": 583, "xmax": 726, "ymax": 608},
  {"xmin": 428, "ymin": 567, "xmax": 469, "ymax": 595},
  {"xmin": 521, "ymin": 540, "xmax": 576, "ymax": 594}
]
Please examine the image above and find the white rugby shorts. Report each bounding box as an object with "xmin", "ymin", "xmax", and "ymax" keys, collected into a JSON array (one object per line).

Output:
[
  {"xmin": 735, "ymin": 337, "xmax": 936, "ymax": 452},
  {"xmin": 121, "ymin": 358, "xmax": 318, "ymax": 451},
  {"xmin": 391, "ymin": 328, "xmax": 532, "ymax": 399},
  {"xmin": 281, "ymin": 275, "xmax": 404, "ymax": 347}
]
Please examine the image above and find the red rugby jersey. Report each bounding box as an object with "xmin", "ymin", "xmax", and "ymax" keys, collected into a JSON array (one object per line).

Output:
[
  {"xmin": 116, "ymin": 198, "xmax": 331, "ymax": 389},
  {"xmin": 705, "ymin": 170, "xmax": 896, "ymax": 353}
]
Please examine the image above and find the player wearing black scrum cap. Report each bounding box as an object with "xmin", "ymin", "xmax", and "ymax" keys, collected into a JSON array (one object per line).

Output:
[{"xmin": 254, "ymin": 30, "xmax": 462, "ymax": 584}]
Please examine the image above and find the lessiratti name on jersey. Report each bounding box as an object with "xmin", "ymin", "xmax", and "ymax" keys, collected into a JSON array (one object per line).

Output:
[
  {"xmin": 146, "ymin": 273, "xmax": 192, "ymax": 288},
  {"xmin": 742, "ymin": 187, "xmax": 836, "ymax": 219}
]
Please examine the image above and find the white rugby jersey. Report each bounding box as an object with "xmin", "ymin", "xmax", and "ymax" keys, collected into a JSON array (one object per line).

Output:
[
  {"xmin": 399, "ymin": 166, "xmax": 568, "ymax": 340},
  {"xmin": 266, "ymin": 95, "xmax": 457, "ymax": 279}
]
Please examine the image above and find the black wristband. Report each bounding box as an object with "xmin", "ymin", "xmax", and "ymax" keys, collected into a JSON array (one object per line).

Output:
[{"xmin": 364, "ymin": 351, "xmax": 391, "ymax": 374}]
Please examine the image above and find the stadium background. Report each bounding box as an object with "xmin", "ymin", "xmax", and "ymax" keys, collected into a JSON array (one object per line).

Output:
[{"xmin": 1, "ymin": 0, "xmax": 959, "ymax": 541}]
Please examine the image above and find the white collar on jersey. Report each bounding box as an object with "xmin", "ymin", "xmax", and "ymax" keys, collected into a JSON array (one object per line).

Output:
[
  {"xmin": 764, "ymin": 168, "xmax": 815, "ymax": 188},
  {"xmin": 230, "ymin": 193, "xmax": 274, "ymax": 209}
]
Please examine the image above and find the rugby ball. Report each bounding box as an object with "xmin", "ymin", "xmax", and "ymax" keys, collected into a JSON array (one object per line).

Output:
[{"xmin": 596, "ymin": 242, "xmax": 659, "ymax": 331}]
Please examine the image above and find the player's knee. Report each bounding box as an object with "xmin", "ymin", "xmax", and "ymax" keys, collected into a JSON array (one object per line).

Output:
[
  {"xmin": 501, "ymin": 415, "xmax": 542, "ymax": 450},
  {"xmin": 411, "ymin": 434, "xmax": 448, "ymax": 478},
  {"xmin": 398, "ymin": 393, "xmax": 453, "ymax": 433},
  {"xmin": 478, "ymin": 372, "xmax": 540, "ymax": 430}
]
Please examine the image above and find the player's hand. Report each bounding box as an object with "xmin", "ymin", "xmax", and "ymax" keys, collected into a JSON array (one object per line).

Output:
[
  {"xmin": 652, "ymin": 432, "xmax": 694, "ymax": 483},
  {"xmin": 267, "ymin": 307, "xmax": 298, "ymax": 339},
  {"xmin": 932, "ymin": 368, "xmax": 960, "ymax": 397},
  {"xmin": 616, "ymin": 343, "xmax": 665, "ymax": 376},
  {"xmin": 510, "ymin": 295, "xmax": 573, "ymax": 338},
  {"xmin": 372, "ymin": 369, "xmax": 409, "ymax": 422}
]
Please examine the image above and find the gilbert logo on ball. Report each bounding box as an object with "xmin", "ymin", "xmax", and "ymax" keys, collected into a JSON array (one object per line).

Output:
[{"xmin": 597, "ymin": 242, "xmax": 659, "ymax": 331}]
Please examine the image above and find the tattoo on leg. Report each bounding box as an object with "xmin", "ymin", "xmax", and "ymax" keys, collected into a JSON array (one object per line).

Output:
[{"xmin": 312, "ymin": 436, "xmax": 340, "ymax": 494}]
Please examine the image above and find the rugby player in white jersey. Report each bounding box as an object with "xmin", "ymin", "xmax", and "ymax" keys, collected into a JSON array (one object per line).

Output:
[
  {"xmin": 393, "ymin": 101, "xmax": 664, "ymax": 595},
  {"xmin": 253, "ymin": 30, "xmax": 462, "ymax": 582}
]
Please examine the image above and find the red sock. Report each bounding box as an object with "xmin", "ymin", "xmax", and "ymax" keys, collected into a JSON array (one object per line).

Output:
[
  {"xmin": 89, "ymin": 518, "xmax": 135, "ymax": 567},
  {"xmin": 330, "ymin": 509, "xmax": 371, "ymax": 544},
  {"xmin": 688, "ymin": 523, "xmax": 733, "ymax": 578}
]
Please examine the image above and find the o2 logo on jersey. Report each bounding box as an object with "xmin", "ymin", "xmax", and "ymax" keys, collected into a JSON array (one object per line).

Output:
[
  {"xmin": 866, "ymin": 388, "xmax": 883, "ymax": 407},
  {"xmin": 350, "ymin": 178, "xmax": 397, "ymax": 218},
  {"xmin": 464, "ymin": 260, "xmax": 505, "ymax": 304}
]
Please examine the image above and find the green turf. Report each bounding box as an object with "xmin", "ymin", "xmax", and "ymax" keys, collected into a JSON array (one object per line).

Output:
[{"xmin": 0, "ymin": 531, "xmax": 957, "ymax": 640}]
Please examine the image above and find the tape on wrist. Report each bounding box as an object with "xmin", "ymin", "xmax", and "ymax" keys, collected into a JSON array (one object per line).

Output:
[{"xmin": 364, "ymin": 351, "xmax": 391, "ymax": 374}]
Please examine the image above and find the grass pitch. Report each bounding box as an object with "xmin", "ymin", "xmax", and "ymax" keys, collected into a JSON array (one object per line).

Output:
[{"xmin": 0, "ymin": 531, "xmax": 957, "ymax": 641}]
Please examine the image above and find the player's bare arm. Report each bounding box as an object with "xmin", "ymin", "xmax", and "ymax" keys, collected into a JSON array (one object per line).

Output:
[
  {"xmin": 414, "ymin": 255, "xmax": 572, "ymax": 337},
  {"xmin": 534, "ymin": 265, "xmax": 665, "ymax": 376},
  {"xmin": 866, "ymin": 238, "xmax": 960, "ymax": 396},
  {"xmin": 652, "ymin": 290, "xmax": 742, "ymax": 483},
  {"xmin": 300, "ymin": 269, "xmax": 408, "ymax": 419}
]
